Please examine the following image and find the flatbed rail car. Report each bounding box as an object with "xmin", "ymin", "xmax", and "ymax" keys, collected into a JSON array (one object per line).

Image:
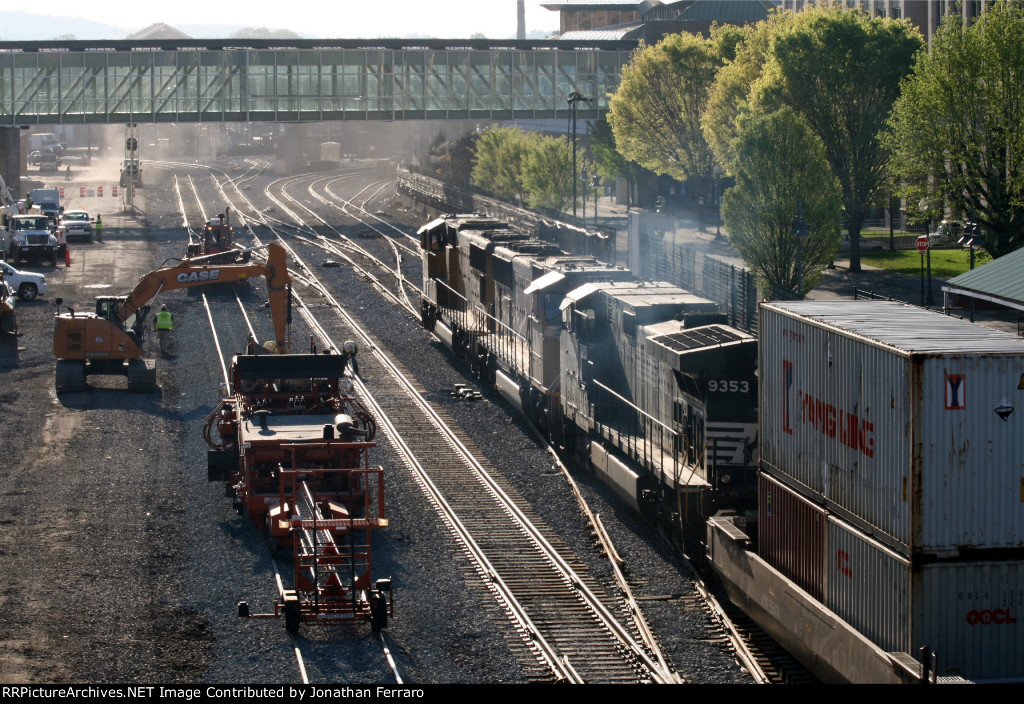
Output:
[{"xmin": 206, "ymin": 353, "xmax": 392, "ymax": 631}]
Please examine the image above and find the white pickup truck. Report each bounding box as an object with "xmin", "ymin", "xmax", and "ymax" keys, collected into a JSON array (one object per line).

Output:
[{"xmin": 0, "ymin": 260, "xmax": 47, "ymax": 300}]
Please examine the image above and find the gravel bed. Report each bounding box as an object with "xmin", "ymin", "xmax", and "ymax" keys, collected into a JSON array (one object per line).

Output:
[{"xmin": 0, "ymin": 162, "xmax": 745, "ymax": 684}]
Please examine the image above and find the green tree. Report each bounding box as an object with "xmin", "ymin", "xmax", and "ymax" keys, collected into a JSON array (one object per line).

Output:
[
  {"xmin": 608, "ymin": 33, "xmax": 723, "ymax": 205},
  {"xmin": 888, "ymin": 0, "xmax": 1024, "ymax": 257},
  {"xmin": 589, "ymin": 117, "xmax": 649, "ymax": 207},
  {"xmin": 522, "ymin": 135, "xmax": 573, "ymax": 212},
  {"xmin": 703, "ymin": 15, "xmax": 793, "ymax": 171},
  {"xmin": 471, "ymin": 126, "xmax": 536, "ymax": 204},
  {"xmin": 750, "ymin": 6, "xmax": 922, "ymax": 272},
  {"xmin": 722, "ymin": 108, "xmax": 842, "ymax": 300}
]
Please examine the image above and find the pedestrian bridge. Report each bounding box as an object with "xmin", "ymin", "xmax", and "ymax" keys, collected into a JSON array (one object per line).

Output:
[{"xmin": 0, "ymin": 38, "xmax": 634, "ymax": 126}]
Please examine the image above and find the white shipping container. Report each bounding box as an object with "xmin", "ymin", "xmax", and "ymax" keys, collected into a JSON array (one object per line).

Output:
[
  {"xmin": 827, "ymin": 515, "xmax": 1024, "ymax": 681},
  {"xmin": 760, "ymin": 301, "xmax": 1024, "ymax": 557},
  {"xmin": 320, "ymin": 141, "xmax": 341, "ymax": 162}
]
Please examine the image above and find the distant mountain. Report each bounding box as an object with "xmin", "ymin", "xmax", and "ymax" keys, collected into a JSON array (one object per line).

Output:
[
  {"xmin": 0, "ymin": 12, "xmax": 555, "ymax": 41},
  {"xmin": 0, "ymin": 12, "xmax": 133, "ymax": 40}
]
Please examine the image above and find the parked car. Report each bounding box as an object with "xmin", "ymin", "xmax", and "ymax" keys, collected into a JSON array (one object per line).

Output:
[
  {"xmin": 0, "ymin": 261, "xmax": 47, "ymax": 300},
  {"xmin": 839, "ymin": 233, "xmax": 886, "ymax": 251},
  {"xmin": 60, "ymin": 210, "xmax": 93, "ymax": 242},
  {"xmin": 27, "ymin": 150, "xmax": 45, "ymax": 165}
]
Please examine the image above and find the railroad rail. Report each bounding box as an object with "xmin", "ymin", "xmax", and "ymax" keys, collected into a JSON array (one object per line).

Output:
[{"xmin": 161, "ymin": 159, "xmax": 807, "ymax": 684}]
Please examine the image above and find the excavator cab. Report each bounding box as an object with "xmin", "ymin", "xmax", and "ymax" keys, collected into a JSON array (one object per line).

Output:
[{"xmin": 95, "ymin": 295, "xmax": 147, "ymax": 344}]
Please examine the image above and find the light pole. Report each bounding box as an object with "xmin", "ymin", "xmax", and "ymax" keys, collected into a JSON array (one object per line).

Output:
[
  {"xmin": 567, "ymin": 91, "xmax": 591, "ymax": 219},
  {"xmin": 959, "ymin": 223, "xmax": 981, "ymax": 321},
  {"xmin": 790, "ymin": 201, "xmax": 810, "ymax": 300},
  {"xmin": 713, "ymin": 164, "xmax": 722, "ymax": 239}
]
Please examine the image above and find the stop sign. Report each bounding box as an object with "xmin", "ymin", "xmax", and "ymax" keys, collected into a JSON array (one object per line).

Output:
[{"xmin": 916, "ymin": 235, "xmax": 930, "ymax": 252}]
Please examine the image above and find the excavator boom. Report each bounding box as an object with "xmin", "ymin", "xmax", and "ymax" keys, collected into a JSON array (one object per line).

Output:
[{"xmin": 54, "ymin": 242, "xmax": 293, "ymax": 393}]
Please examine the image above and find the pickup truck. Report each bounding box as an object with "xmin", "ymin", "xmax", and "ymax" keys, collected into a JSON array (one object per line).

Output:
[{"xmin": 0, "ymin": 260, "xmax": 47, "ymax": 300}]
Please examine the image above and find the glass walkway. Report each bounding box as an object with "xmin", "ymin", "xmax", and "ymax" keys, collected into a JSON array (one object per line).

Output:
[{"xmin": 0, "ymin": 39, "xmax": 634, "ymax": 125}]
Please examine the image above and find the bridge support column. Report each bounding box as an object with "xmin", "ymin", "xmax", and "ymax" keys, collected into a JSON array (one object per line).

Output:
[
  {"xmin": 1, "ymin": 127, "xmax": 24, "ymax": 198},
  {"xmin": 280, "ymin": 124, "xmax": 307, "ymax": 173}
]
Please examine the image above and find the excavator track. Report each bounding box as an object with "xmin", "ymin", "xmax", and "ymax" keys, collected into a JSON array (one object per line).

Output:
[
  {"xmin": 55, "ymin": 359, "xmax": 87, "ymax": 394},
  {"xmin": 126, "ymin": 358, "xmax": 158, "ymax": 393}
]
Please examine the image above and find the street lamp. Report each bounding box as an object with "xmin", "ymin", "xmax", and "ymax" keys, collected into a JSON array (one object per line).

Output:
[
  {"xmin": 567, "ymin": 91, "xmax": 592, "ymax": 219},
  {"xmin": 790, "ymin": 201, "xmax": 810, "ymax": 300}
]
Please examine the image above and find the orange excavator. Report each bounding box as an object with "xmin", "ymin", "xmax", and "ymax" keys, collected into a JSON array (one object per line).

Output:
[{"xmin": 54, "ymin": 242, "xmax": 292, "ymax": 393}]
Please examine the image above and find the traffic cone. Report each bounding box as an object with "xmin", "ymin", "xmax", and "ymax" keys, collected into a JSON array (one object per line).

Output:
[{"xmin": 65, "ymin": 246, "xmax": 71, "ymax": 267}]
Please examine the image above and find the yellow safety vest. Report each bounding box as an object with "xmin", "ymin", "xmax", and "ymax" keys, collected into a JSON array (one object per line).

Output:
[{"xmin": 156, "ymin": 310, "xmax": 174, "ymax": 330}]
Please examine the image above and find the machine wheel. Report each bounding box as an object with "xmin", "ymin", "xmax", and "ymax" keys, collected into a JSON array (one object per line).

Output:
[
  {"xmin": 126, "ymin": 358, "xmax": 157, "ymax": 393},
  {"xmin": 55, "ymin": 360, "xmax": 87, "ymax": 394},
  {"xmin": 18, "ymin": 283, "xmax": 38, "ymax": 301},
  {"xmin": 283, "ymin": 596, "xmax": 301, "ymax": 634},
  {"xmin": 369, "ymin": 590, "xmax": 388, "ymax": 632}
]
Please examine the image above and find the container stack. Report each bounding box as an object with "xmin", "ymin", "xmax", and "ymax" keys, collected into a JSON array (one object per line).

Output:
[{"xmin": 758, "ymin": 300, "xmax": 1024, "ymax": 681}]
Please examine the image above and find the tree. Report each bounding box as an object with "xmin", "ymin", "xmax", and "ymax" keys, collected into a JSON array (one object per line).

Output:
[
  {"xmin": 589, "ymin": 117, "xmax": 650, "ymax": 207},
  {"xmin": 703, "ymin": 15, "xmax": 794, "ymax": 171},
  {"xmin": 722, "ymin": 108, "xmax": 842, "ymax": 300},
  {"xmin": 750, "ymin": 6, "xmax": 922, "ymax": 272},
  {"xmin": 471, "ymin": 126, "xmax": 536, "ymax": 204},
  {"xmin": 887, "ymin": 0, "xmax": 1024, "ymax": 257},
  {"xmin": 230, "ymin": 28, "xmax": 303, "ymax": 39},
  {"xmin": 522, "ymin": 135, "xmax": 573, "ymax": 212},
  {"xmin": 608, "ymin": 33, "xmax": 723, "ymax": 206}
]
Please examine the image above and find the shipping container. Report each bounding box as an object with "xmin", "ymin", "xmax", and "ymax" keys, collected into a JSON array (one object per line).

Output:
[
  {"xmin": 760, "ymin": 301, "xmax": 1024, "ymax": 558},
  {"xmin": 758, "ymin": 471, "xmax": 826, "ymax": 601},
  {"xmin": 320, "ymin": 141, "xmax": 341, "ymax": 162},
  {"xmin": 826, "ymin": 515, "xmax": 1024, "ymax": 681}
]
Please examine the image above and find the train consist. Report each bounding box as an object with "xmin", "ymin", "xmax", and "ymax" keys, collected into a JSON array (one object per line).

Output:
[
  {"xmin": 204, "ymin": 349, "xmax": 392, "ymax": 632},
  {"xmin": 418, "ymin": 214, "xmax": 759, "ymax": 543},
  {"xmin": 419, "ymin": 214, "xmax": 1024, "ymax": 683}
]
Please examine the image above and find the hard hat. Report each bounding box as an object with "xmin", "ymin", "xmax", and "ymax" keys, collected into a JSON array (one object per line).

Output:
[
  {"xmin": 343, "ymin": 340, "xmax": 357, "ymax": 355},
  {"xmin": 160, "ymin": 304, "xmax": 167, "ymax": 311}
]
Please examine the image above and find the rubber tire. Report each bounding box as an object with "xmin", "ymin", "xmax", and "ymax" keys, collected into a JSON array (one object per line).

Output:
[{"xmin": 19, "ymin": 283, "xmax": 37, "ymax": 301}]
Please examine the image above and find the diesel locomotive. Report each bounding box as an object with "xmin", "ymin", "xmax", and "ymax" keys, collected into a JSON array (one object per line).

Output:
[{"xmin": 418, "ymin": 214, "xmax": 759, "ymax": 543}]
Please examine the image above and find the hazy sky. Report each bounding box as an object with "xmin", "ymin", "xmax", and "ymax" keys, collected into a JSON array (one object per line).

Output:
[{"xmin": 21, "ymin": 1, "xmax": 562, "ymax": 39}]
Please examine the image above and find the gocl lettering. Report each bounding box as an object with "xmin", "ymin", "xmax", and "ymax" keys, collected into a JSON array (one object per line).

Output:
[
  {"xmin": 966, "ymin": 609, "xmax": 1017, "ymax": 625},
  {"xmin": 176, "ymin": 270, "xmax": 221, "ymax": 284}
]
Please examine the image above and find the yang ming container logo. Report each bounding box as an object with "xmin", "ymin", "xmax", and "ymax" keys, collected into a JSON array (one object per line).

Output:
[{"xmin": 945, "ymin": 374, "xmax": 966, "ymax": 410}]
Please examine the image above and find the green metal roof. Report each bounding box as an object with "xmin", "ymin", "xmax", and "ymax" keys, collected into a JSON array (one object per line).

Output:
[
  {"xmin": 678, "ymin": 0, "xmax": 776, "ymax": 21},
  {"xmin": 942, "ymin": 246, "xmax": 1024, "ymax": 312}
]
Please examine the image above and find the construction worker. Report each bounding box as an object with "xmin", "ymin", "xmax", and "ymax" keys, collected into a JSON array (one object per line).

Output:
[
  {"xmin": 342, "ymin": 340, "xmax": 359, "ymax": 376},
  {"xmin": 153, "ymin": 303, "xmax": 174, "ymax": 355},
  {"xmin": 94, "ymin": 215, "xmax": 103, "ymax": 242},
  {"xmin": 65, "ymin": 165, "xmax": 72, "ymax": 182}
]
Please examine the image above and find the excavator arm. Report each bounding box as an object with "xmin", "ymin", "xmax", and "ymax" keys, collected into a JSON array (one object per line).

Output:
[{"xmin": 117, "ymin": 241, "xmax": 292, "ymax": 352}]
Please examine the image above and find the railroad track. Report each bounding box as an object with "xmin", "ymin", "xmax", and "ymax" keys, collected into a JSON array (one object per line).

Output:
[{"xmin": 162, "ymin": 160, "xmax": 808, "ymax": 684}]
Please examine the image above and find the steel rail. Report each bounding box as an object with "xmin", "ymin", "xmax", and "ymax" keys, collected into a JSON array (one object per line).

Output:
[{"xmin": 271, "ymin": 234, "xmax": 669, "ymax": 683}]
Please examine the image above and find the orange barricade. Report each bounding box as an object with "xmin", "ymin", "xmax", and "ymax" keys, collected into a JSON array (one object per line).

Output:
[
  {"xmin": 97, "ymin": 186, "xmax": 103, "ymax": 197},
  {"xmin": 80, "ymin": 186, "xmax": 86, "ymax": 197},
  {"xmin": 59, "ymin": 187, "xmax": 65, "ymax": 198},
  {"xmin": 112, "ymin": 185, "xmax": 119, "ymax": 197}
]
